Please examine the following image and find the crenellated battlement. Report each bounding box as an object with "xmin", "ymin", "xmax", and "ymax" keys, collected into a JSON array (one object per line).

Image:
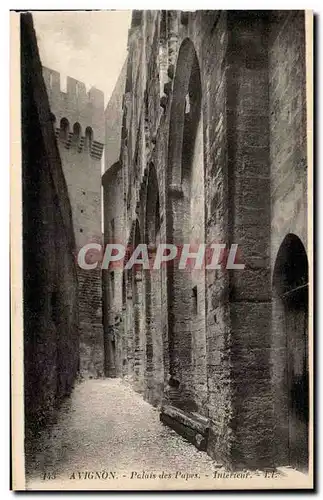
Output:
[{"xmin": 42, "ymin": 66, "xmax": 105, "ymax": 147}]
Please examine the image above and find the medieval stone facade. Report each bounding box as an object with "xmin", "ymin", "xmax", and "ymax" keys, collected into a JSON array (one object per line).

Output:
[
  {"xmin": 102, "ymin": 10, "xmax": 309, "ymax": 471},
  {"xmin": 43, "ymin": 67, "xmax": 105, "ymax": 378},
  {"xmin": 21, "ymin": 13, "xmax": 79, "ymax": 444}
]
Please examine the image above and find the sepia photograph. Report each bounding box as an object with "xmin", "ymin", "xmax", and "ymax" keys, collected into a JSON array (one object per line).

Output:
[{"xmin": 11, "ymin": 8, "xmax": 313, "ymax": 490}]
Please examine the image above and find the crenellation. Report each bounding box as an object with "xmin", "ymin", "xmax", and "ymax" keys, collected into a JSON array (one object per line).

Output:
[{"xmin": 42, "ymin": 66, "xmax": 105, "ymax": 144}]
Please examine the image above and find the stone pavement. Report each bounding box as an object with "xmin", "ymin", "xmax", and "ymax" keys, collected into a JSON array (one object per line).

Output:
[{"xmin": 26, "ymin": 378, "xmax": 308, "ymax": 490}]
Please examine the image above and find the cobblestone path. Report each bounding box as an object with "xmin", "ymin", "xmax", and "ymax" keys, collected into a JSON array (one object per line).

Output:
[{"xmin": 26, "ymin": 378, "xmax": 307, "ymax": 490}]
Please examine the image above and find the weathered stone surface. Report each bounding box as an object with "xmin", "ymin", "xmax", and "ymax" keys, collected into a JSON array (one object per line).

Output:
[
  {"xmin": 100, "ymin": 10, "xmax": 308, "ymax": 471},
  {"xmin": 43, "ymin": 57, "xmax": 105, "ymax": 379},
  {"xmin": 22, "ymin": 14, "xmax": 79, "ymax": 441}
]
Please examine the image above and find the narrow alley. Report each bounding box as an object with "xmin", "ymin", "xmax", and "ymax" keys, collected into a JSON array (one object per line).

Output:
[
  {"xmin": 18, "ymin": 11, "xmax": 312, "ymax": 491},
  {"xmin": 26, "ymin": 378, "xmax": 218, "ymax": 489},
  {"xmin": 25, "ymin": 379, "xmax": 306, "ymax": 491}
]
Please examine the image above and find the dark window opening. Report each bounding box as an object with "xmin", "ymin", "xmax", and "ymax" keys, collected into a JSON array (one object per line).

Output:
[
  {"xmin": 59, "ymin": 117, "xmax": 69, "ymax": 142},
  {"xmin": 85, "ymin": 126, "xmax": 93, "ymax": 151},
  {"xmin": 72, "ymin": 122, "xmax": 81, "ymax": 148},
  {"xmin": 192, "ymin": 286, "xmax": 198, "ymax": 314}
]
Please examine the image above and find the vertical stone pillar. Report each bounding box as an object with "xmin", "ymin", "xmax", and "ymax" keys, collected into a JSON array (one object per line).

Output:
[
  {"xmin": 226, "ymin": 12, "xmax": 273, "ymax": 468},
  {"xmin": 133, "ymin": 271, "xmax": 145, "ymax": 393},
  {"xmin": 204, "ymin": 12, "xmax": 233, "ymax": 466}
]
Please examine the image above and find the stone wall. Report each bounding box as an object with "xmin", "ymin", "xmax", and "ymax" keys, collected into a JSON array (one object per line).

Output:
[
  {"xmin": 42, "ymin": 66, "xmax": 105, "ymax": 378},
  {"xmin": 269, "ymin": 11, "xmax": 307, "ymax": 261},
  {"xmin": 21, "ymin": 13, "xmax": 79, "ymax": 442},
  {"xmin": 268, "ymin": 11, "xmax": 308, "ymax": 466}
]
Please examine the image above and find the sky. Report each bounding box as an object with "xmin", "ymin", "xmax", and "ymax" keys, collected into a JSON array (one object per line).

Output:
[{"xmin": 33, "ymin": 10, "xmax": 132, "ymax": 106}]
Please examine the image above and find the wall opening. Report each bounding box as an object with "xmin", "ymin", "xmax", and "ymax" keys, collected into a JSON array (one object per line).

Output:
[
  {"xmin": 72, "ymin": 122, "xmax": 81, "ymax": 148},
  {"xmin": 85, "ymin": 126, "xmax": 93, "ymax": 151},
  {"xmin": 273, "ymin": 233, "xmax": 309, "ymax": 471},
  {"xmin": 166, "ymin": 38, "xmax": 205, "ymax": 412},
  {"xmin": 192, "ymin": 286, "xmax": 198, "ymax": 315},
  {"xmin": 59, "ymin": 117, "xmax": 70, "ymax": 142}
]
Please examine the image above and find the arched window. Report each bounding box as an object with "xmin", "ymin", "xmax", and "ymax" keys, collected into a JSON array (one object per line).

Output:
[
  {"xmin": 72, "ymin": 122, "xmax": 81, "ymax": 148},
  {"xmin": 85, "ymin": 126, "xmax": 93, "ymax": 151},
  {"xmin": 59, "ymin": 118, "xmax": 69, "ymax": 142}
]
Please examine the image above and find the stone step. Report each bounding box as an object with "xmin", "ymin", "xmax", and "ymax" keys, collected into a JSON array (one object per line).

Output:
[{"xmin": 160, "ymin": 405, "xmax": 210, "ymax": 451}]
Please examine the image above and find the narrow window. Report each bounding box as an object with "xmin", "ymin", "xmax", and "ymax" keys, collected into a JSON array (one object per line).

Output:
[
  {"xmin": 51, "ymin": 290, "xmax": 59, "ymax": 325},
  {"xmin": 59, "ymin": 117, "xmax": 69, "ymax": 142},
  {"xmin": 72, "ymin": 122, "xmax": 81, "ymax": 148},
  {"xmin": 85, "ymin": 126, "xmax": 93, "ymax": 151},
  {"xmin": 192, "ymin": 286, "xmax": 198, "ymax": 314}
]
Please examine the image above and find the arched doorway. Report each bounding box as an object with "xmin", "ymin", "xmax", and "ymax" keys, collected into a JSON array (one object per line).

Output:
[
  {"xmin": 166, "ymin": 38, "xmax": 206, "ymax": 412},
  {"xmin": 145, "ymin": 164, "xmax": 163, "ymax": 405},
  {"xmin": 273, "ymin": 233, "xmax": 309, "ymax": 470}
]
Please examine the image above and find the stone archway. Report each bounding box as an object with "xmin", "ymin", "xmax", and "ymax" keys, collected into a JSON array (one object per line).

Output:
[
  {"xmin": 272, "ymin": 233, "xmax": 309, "ymax": 471},
  {"xmin": 166, "ymin": 38, "xmax": 206, "ymax": 412},
  {"xmin": 144, "ymin": 163, "xmax": 163, "ymax": 406}
]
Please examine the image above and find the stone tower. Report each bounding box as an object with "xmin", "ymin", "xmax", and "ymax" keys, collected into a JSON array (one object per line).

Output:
[{"xmin": 43, "ymin": 66, "xmax": 105, "ymax": 378}]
